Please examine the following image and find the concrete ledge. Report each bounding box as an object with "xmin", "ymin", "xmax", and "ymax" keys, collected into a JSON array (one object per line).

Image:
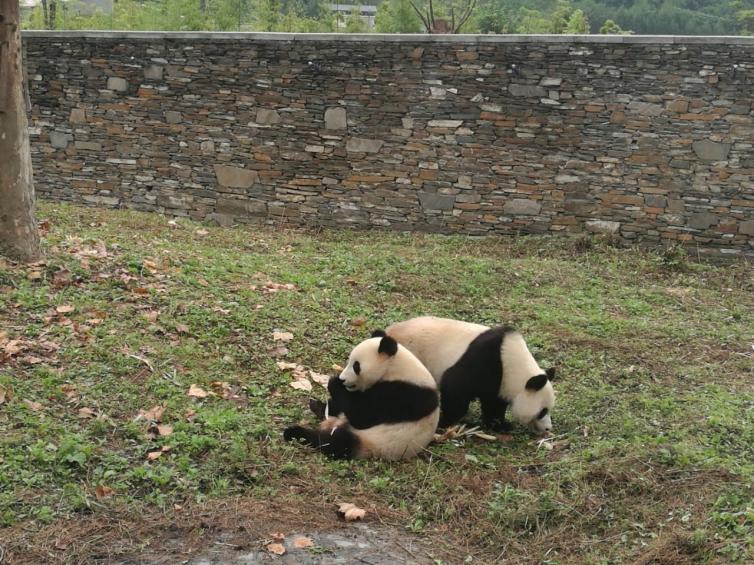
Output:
[{"xmin": 21, "ymin": 30, "xmax": 754, "ymax": 45}]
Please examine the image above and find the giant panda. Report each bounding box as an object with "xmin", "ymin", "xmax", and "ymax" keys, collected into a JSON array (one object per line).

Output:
[
  {"xmin": 385, "ymin": 316, "xmax": 555, "ymax": 434},
  {"xmin": 283, "ymin": 333, "xmax": 440, "ymax": 460}
]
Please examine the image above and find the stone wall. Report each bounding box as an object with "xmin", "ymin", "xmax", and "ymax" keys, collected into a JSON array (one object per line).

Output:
[{"xmin": 23, "ymin": 32, "xmax": 754, "ymax": 258}]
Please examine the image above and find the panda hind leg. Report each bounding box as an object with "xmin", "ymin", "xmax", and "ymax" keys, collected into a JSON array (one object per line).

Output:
[
  {"xmin": 283, "ymin": 425, "xmax": 358, "ymax": 459},
  {"xmin": 439, "ymin": 369, "xmax": 475, "ymax": 428}
]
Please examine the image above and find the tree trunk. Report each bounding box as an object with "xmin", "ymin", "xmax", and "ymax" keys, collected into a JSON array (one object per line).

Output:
[{"xmin": 0, "ymin": 0, "xmax": 41, "ymax": 262}]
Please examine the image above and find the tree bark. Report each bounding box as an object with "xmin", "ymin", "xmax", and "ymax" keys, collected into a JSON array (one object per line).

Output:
[{"xmin": 0, "ymin": 0, "xmax": 41, "ymax": 262}]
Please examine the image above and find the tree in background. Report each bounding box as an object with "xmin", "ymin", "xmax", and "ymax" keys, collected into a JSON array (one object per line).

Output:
[
  {"xmin": 732, "ymin": 0, "xmax": 754, "ymax": 34},
  {"xmin": 344, "ymin": 5, "xmax": 369, "ymax": 32},
  {"xmin": 252, "ymin": 0, "xmax": 334, "ymax": 31},
  {"xmin": 599, "ymin": 17, "xmax": 632, "ymax": 34},
  {"xmin": 513, "ymin": 1, "xmax": 588, "ymax": 34},
  {"xmin": 565, "ymin": 8, "xmax": 589, "ymax": 32},
  {"xmin": 0, "ymin": 0, "xmax": 41, "ymax": 262},
  {"xmin": 473, "ymin": 1, "xmax": 508, "ymax": 33},
  {"xmin": 376, "ymin": 0, "xmax": 423, "ymax": 32},
  {"xmin": 408, "ymin": 0, "xmax": 478, "ymax": 33},
  {"xmin": 515, "ymin": 7, "xmax": 550, "ymax": 33}
]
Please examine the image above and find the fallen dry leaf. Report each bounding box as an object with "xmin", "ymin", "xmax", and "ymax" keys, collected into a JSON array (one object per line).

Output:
[
  {"xmin": 156, "ymin": 424, "xmax": 174, "ymax": 437},
  {"xmin": 293, "ymin": 536, "xmax": 314, "ymax": 549},
  {"xmin": 187, "ymin": 384, "xmax": 209, "ymax": 398},
  {"xmin": 175, "ymin": 323, "xmax": 190, "ymax": 334},
  {"xmin": 4, "ymin": 340, "xmax": 23, "ymax": 356},
  {"xmin": 147, "ymin": 446, "xmax": 172, "ymax": 461},
  {"xmin": 351, "ymin": 318, "xmax": 365, "ymax": 327},
  {"xmin": 22, "ymin": 355, "xmax": 44, "ymax": 365},
  {"xmin": 0, "ymin": 385, "xmax": 11, "ymax": 405},
  {"xmin": 52, "ymin": 268, "xmax": 72, "ymax": 287},
  {"xmin": 185, "ymin": 409, "xmax": 197, "ymax": 421},
  {"xmin": 78, "ymin": 407, "xmax": 96, "ymax": 419},
  {"xmin": 276, "ymin": 361, "xmax": 298, "ymax": 370},
  {"xmin": 210, "ymin": 381, "xmax": 237, "ymax": 399},
  {"xmin": 309, "ymin": 371, "xmax": 330, "ymax": 387},
  {"xmin": 262, "ymin": 281, "xmax": 298, "ymax": 293},
  {"xmin": 270, "ymin": 532, "xmax": 285, "ymax": 541},
  {"xmin": 94, "ymin": 485, "xmax": 114, "ymax": 499},
  {"xmin": 268, "ymin": 345, "xmax": 288, "ymax": 358},
  {"xmin": 143, "ymin": 310, "xmax": 160, "ymax": 323},
  {"xmin": 28, "ymin": 271, "xmax": 43, "ymax": 281},
  {"xmin": 23, "ymin": 399, "xmax": 43, "ymax": 412},
  {"xmin": 272, "ymin": 331, "xmax": 294, "ymax": 342},
  {"xmin": 138, "ymin": 404, "xmax": 166, "ymax": 422},
  {"xmin": 266, "ymin": 543, "xmax": 286, "ymax": 555},
  {"xmin": 290, "ymin": 379, "xmax": 312, "ymax": 392},
  {"xmin": 195, "ymin": 229, "xmax": 209, "ymax": 236},
  {"xmin": 337, "ymin": 502, "xmax": 366, "ymax": 522},
  {"xmin": 56, "ymin": 304, "xmax": 75, "ymax": 314}
]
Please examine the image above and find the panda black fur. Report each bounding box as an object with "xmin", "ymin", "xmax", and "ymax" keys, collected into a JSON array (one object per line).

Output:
[
  {"xmin": 386, "ymin": 316, "xmax": 555, "ymax": 434},
  {"xmin": 283, "ymin": 333, "xmax": 440, "ymax": 460}
]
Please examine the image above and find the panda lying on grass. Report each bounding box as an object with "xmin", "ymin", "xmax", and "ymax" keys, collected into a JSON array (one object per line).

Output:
[{"xmin": 283, "ymin": 333, "xmax": 440, "ymax": 460}]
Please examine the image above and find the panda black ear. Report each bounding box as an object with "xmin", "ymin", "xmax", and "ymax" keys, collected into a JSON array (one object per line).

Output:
[
  {"xmin": 377, "ymin": 335, "xmax": 398, "ymax": 357},
  {"xmin": 546, "ymin": 367, "xmax": 556, "ymax": 381},
  {"xmin": 525, "ymin": 374, "xmax": 548, "ymax": 391},
  {"xmin": 371, "ymin": 329, "xmax": 387, "ymax": 338}
]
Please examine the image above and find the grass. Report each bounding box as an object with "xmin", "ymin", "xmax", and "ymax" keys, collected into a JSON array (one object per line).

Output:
[{"xmin": 1, "ymin": 202, "xmax": 753, "ymax": 564}]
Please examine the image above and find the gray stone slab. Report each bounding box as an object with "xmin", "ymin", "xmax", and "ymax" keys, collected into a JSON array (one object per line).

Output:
[
  {"xmin": 692, "ymin": 140, "xmax": 731, "ymax": 162},
  {"xmin": 509, "ymin": 84, "xmax": 547, "ymax": 98},
  {"xmin": 50, "ymin": 131, "xmax": 71, "ymax": 149},
  {"xmin": 69, "ymin": 108, "xmax": 86, "ymax": 123},
  {"xmin": 738, "ymin": 220, "xmax": 754, "ymax": 236},
  {"xmin": 324, "ymin": 107, "xmax": 347, "ymax": 130},
  {"xmin": 504, "ymin": 198, "xmax": 541, "ymax": 215},
  {"xmin": 214, "ymin": 165, "xmax": 259, "ymax": 188},
  {"xmin": 106, "ymin": 76, "xmax": 127, "ymax": 91},
  {"xmin": 144, "ymin": 64, "xmax": 164, "ymax": 80},
  {"xmin": 585, "ymin": 220, "xmax": 621, "ymax": 234},
  {"xmin": 346, "ymin": 138, "xmax": 383, "ymax": 153},
  {"xmin": 688, "ymin": 212, "xmax": 719, "ymax": 230},
  {"xmin": 165, "ymin": 110, "xmax": 182, "ymax": 124},
  {"xmin": 256, "ymin": 109, "xmax": 280, "ymax": 125},
  {"xmin": 419, "ymin": 192, "xmax": 455, "ymax": 211}
]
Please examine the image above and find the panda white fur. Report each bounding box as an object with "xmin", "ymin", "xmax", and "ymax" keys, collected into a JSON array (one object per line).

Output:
[
  {"xmin": 283, "ymin": 333, "xmax": 440, "ymax": 460},
  {"xmin": 386, "ymin": 316, "xmax": 555, "ymax": 434}
]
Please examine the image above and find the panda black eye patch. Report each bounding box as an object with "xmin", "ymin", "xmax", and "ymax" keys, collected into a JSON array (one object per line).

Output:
[
  {"xmin": 537, "ymin": 408, "xmax": 549, "ymax": 420},
  {"xmin": 353, "ymin": 361, "xmax": 361, "ymax": 375}
]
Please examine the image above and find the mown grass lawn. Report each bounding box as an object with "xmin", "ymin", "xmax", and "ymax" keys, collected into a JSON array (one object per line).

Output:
[{"xmin": 1, "ymin": 203, "xmax": 753, "ymax": 564}]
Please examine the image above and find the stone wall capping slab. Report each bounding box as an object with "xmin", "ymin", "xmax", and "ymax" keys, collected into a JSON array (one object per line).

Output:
[{"xmin": 21, "ymin": 31, "xmax": 754, "ymax": 46}]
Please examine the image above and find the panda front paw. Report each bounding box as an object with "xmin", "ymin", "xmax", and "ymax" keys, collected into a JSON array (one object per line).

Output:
[
  {"xmin": 486, "ymin": 420, "xmax": 512, "ymax": 433},
  {"xmin": 327, "ymin": 375, "xmax": 345, "ymax": 393},
  {"xmin": 309, "ymin": 399, "xmax": 327, "ymax": 420},
  {"xmin": 283, "ymin": 425, "xmax": 307, "ymax": 443}
]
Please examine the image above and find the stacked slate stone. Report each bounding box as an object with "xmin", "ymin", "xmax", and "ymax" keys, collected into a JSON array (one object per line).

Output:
[{"xmin": 23, "ymin": 32, "xmax": 754, "ymax": 258}]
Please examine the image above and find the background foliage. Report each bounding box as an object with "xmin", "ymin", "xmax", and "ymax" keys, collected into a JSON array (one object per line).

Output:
[{"xmin": 21, "ymin": 0, "xmax": 754, "ymax": 35}]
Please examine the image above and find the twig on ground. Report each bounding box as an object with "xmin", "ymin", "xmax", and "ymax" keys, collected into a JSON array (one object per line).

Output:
[{"xmin": 127, "ymin": 353, "xmax": 154, "ymax": 372}]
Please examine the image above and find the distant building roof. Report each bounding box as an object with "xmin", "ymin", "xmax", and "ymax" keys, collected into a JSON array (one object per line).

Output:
[{"xmin": 329, "ymin": 4, "xmax": 378, "ymax": 14}]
